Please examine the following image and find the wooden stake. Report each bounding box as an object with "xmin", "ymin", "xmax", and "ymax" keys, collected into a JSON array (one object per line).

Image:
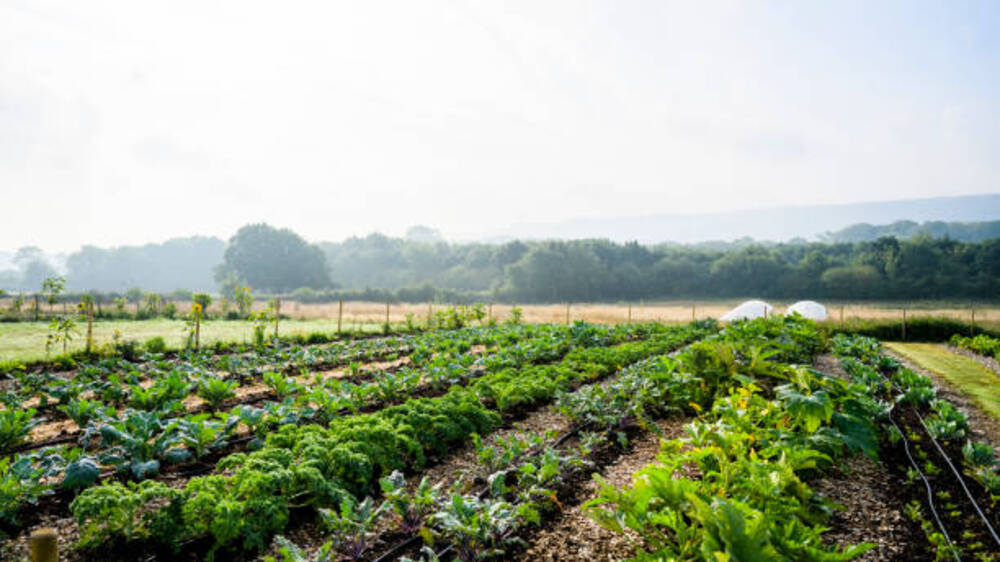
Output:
[
  {"xmin": 29, "ymin": 527, "xmax": 58, "ymax": 562},
  {"xmin": 85, "ymin": 301, "xmax": 94, "ymax": 354},
  {"xmin": 902, "ymin": 308, "xmax": 907, "ymax": 341},
  {"xmin": 385, "ymin": 301, "xmax": 391, "ymax": 330},
  {"xmin": 274, "ymin": 298, "xmax": 281, "ymax": 339},
  {"xmin": 971, "ymin": 308, "xmax": 976, "ymax": 336},
  {"xmin": 627, "ymin": 303, "xmax": 632, "ymax": 324},
  {"xmin": 337, "ymin": 299, "xmax": 343, "ymax": 334},
  {"xmin": 565, "ymin": 303, "xmax": 571, "ymax": 325}
]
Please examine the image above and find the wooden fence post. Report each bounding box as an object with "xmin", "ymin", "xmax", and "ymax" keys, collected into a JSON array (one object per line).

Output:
[
  {"xmin": 385, "ymin": 301, "xmax": 391, "ymax": 332},
  {"xmin": 29, "ymin": 527, "xmax": 57, "ymax": 562},
  {"xmin": 565, "ymin": 303, "xmax": 571, "ymax": 325},
  {"xmin": 85, "ymin": 301, "xmax": 94, "ymax": 354},
  {"xmin": 337, "ymin": 299, "xmax": 343, "ymax": 334},
  {"xmin": 274, "ymin": 298, "xmax": 281, "ymax": 339},
  {"xmin": 902, "ymin": 308, "xmax": 907, "ymax": 341},
  {"xmin": 971, "ymin": 307, "xmax": 976, "ymax": 336}
]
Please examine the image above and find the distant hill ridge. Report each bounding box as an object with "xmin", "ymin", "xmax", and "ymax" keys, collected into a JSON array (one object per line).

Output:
[
  {"xmin": 496, "ymin": 193, "xmax": 1000, "ymax": 243},
  {"xmin": 821, "ymin": 219, "xmax": 1000, "ymax": 243}
]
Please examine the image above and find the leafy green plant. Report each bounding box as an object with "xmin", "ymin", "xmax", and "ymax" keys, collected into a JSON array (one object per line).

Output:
[
  {"xmin": 145, "ymin": 336, "xmax": 167, "ymax": 354},
  {"xmin": 318, "ymin": 496, "xmax": 386, "ymax": 560},
  {"xmin": 379, "ymin": 470, "xmax": 441, "ymax": 534},
  {"xmin": 430, "ymin": 494, "xmax": 525, "ymax": 562},
  {"xmin": 70, "ymin": 480, "xmax": 184, "ymax": 550},
  {"xmin": 46, "ymin": 314, "xmax": 77, "ymax": 355},
  {"xmin": 0, "ymin": 408, "xmax": 39, "ymax": 453},
  {"xmin": 263, "ymin": 371, "xmax": 302, "ymax": 400},
  {"xmin": 175, "ymin": 414, "xmax": 237, "ymax": 460},
  {"xmin": 93, "ymin": 410, "xmax": 179, "ymax": 479},
  {"xmin": 59, "ymin": 398, "xmax": 111, "ymax": 428},
  {"xmin": 0, "ymin": 455, "xmax": 52, "ymax": 525},
  {"xmin": 197, "ymin": 376, "xmax": 238, "ymax": 410}
]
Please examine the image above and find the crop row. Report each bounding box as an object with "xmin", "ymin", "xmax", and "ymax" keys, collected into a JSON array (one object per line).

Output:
[
  {"xmin": 1, "ymin": 321, "xmax": 653, "ymax": 534},
  {"xmin": 61, "ymin": 321, "xmax": 714, "ymax": 560},
  {"xmin": 0, "ymin": 328, "xmax": 508, "ymax": 413},
  {"xmin": 833, "ymin": 334, "xmax": 1000, "ymax": 559},
  {"xmin": 264, "ymin": 316, "xmax": 829, "ymax": 561},
  {"xmin": 950, "ymin": 333, "xmax": 1000, "ymax": 360}
]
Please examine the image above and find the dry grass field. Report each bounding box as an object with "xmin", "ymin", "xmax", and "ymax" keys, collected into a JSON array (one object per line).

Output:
[
  {"xmin": 277, "ymin": 299, "xmax": 998, "ymax": 328},
  {"xmin": 2, "ymin": 299, "xmax": 997, "ymax": 363}
]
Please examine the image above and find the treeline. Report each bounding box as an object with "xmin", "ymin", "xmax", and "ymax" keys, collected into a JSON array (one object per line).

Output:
[
  {"xmin": 821, "ymin": 219, "xmax": 1000, "ymax": 243},
  {"xmin": 2, "ymin": 224, "xmax": 1000, "ymax": 303},
  {"xmin": 0, "ymin": 238, "xmax": 223, "ymax": 292},
  {"xmin": 321, "ymin": 234, "xmax": 1000, "ymax": 302}
]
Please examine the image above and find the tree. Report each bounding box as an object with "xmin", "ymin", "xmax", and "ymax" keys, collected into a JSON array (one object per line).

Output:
[
  {"xmin": 22, "ymin": 260, "xmax": 59, "ymax": 291},
  {"xmin": 216, "ymin": 224, "xmax": 331, "ymax": 292},
  {"xmin": 41, "ymin": 276, "xmax": 66, "ymax": 311}
]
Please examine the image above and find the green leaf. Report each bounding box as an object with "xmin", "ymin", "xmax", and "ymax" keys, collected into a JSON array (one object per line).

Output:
[
  {"xmin": 131, "ymin": 459, "xmax": 160, "ymax": 480},
  {"xmin": 62, "ymin": 458, "xmax": 100, "ymax": 490}
]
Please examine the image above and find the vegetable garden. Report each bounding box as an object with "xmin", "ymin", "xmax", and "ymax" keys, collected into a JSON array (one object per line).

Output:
[{"xmin": 2, "ymin": 318, "xmax": 1000, "ymax": 561}]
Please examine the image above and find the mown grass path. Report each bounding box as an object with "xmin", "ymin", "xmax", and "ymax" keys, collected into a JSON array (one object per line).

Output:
[{"xmin": 885, "ymin": 342, "xmax": 1000, "ymax": 424}]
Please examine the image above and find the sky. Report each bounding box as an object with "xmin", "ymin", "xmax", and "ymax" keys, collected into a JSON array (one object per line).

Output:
[{"xmin": 1, "ymin": 0, "xmax": 999, "ymax": 251}]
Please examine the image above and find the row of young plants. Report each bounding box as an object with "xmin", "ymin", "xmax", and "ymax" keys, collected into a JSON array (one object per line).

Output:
[
  {"xmin": 0, "ymin": 322, "xmax": 626, "ymax": 534},
  {"xmin": 1, "ymin": 330, "xmax": 429, "ymax": 412},
  {"xmin": 0, "ymin": 323, "xmax": 567, "ymax": 455},
  {"xmin": 832, "ymin": 335, "xmax": 1000, "ymax": 560},
  {"xmin": 64, "ymin": 322, "xmax": 714, "ymax": 560},
  {"xmin": 950, "ymin": 333, "xmax": 1000, "ymax": 360},
  {"xmin": 266, "ymin": 316, "xmax": 823, "ymax": 561},
  {"xmin": 0, "ymin": 328, "xmax": 485, "ymax": 442},
  {"xmin": 582, "ymin": 316, "xmax": 894, "ymax": 561},
  {"xmin": 265, "ymin": 322, "xmax": 729, "ymax": 562}
]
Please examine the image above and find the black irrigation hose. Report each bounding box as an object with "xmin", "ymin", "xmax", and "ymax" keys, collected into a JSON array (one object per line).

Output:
[
  {"xmin": 887, "ymin": 410, "xmax": 959, "ymax": 562},
  {"xmin": 889, "ymin": 379, "xmax": 1000, "ymax": 551},
  {"xmin": 913, "ymin": 406, "xmax": 1000, "ymax": 549}
]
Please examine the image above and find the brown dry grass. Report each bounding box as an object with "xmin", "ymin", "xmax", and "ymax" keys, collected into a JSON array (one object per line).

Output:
[
  {"xmin": 279, "ymin": 300, "xmax": 1000, "ymax": 329},
  {"xmin": 2, "ymin": 298, "xmax": 997, "ymax": 330}
]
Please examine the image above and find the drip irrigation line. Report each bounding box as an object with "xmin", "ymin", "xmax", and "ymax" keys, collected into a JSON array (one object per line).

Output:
[
  {"xmin": 890, "ymin": 381, "xmax": 1000, "ymax": 550},
  {"xmin": 914, "ymin": 406, "xmax": 1000, "ymax": 548},
  {"xmin": 887, "ymin": 410, "xmax": 959, "ymax": 561}
]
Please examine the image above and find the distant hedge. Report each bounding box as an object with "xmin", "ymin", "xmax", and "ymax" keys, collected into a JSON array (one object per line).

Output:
[{"xmin": 831, "ymin": 317, "xmax": 999, "ymax": 342}]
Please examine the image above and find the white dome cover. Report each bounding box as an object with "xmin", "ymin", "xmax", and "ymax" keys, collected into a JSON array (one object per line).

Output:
[
  {"xmin": 720, "ymin": 300, "xmax": 774, "ymax": 322},
  {"xmin": 787, "ymin": 300, "xmax": 828, "ymax": 320}
]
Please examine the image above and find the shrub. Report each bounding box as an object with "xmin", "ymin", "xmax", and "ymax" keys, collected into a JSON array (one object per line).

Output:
[{"xmin": 145, "ymin": 337, "xmax": 167, "ymax": 354}]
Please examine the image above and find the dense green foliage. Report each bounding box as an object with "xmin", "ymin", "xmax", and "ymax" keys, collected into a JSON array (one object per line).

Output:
[
  {"xmin": 586, "ymin": 318, "xmax": 883, "ymax": 561},
  {"xmin": 4, "ymin": 224, "xmax": 1000, "ymax": 301},
  {"xmin": 53, "ymin": 237, "xmax": 222, "ymax": 293},
  {"xmin": 951, "ymin": 333, "xmax": 1000, "ymax": 359},
  {"xmin": 216, "ymin": 224, "xmax": 330, "ymax": 292},
  {"xmin": 314, "ymin": 233, "xmax": 1000, "ymax": 301}
]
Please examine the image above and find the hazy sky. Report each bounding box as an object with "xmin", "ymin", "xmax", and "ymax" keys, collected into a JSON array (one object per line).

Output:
[{"xmin": 2, "ymin": 0, "xmax": 999, "ymax": 251}]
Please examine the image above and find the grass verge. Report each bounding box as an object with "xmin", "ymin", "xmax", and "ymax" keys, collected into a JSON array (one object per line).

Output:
[{"xmin": 885, "ymin": 342, "xmax": 1000, "ymax": 423}]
